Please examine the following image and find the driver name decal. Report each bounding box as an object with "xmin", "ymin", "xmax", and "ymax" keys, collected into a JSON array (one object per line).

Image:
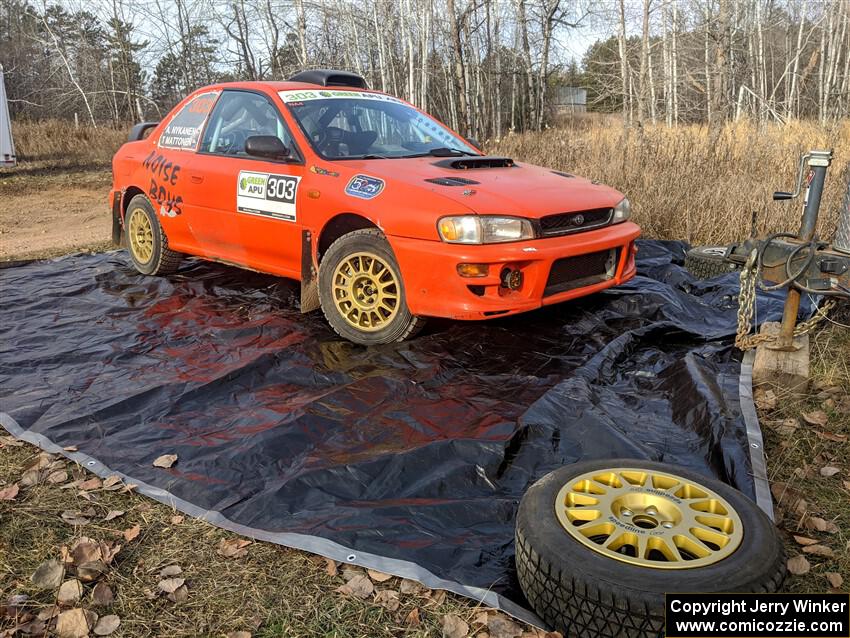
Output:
[
  {"xmin": 345, "ymin": 174, "xmax": 384, "ymax": 200},
  {"xmin": 236, "ymin": 171, "xmax": 300, "ymax": 222}
]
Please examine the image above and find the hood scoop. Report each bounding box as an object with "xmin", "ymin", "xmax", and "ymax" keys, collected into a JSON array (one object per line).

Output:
[
  {"xmin": 433, "ymin": 156, "xmax": 515, "ymax": 170},
  {"xmin": 425, "ymin": 176, "xmax": 480, "ymax": 186}
]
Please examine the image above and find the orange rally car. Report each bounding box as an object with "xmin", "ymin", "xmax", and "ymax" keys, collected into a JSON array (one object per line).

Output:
[{"xmin": 111, "ymin": 69, "xmax": 641, "ymax": 345}]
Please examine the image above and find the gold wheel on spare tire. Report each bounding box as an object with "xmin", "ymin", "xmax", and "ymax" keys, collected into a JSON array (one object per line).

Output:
[
  {"xmin": 516, "ymin": 459, "xmax": 786, "ymax": 638},
  {"xmin": 556, "ymin": 467, "xmax": 743, "ymax": 569},
  {"xmin": 318, "ymin": 228, "xmax": 425, "ymax": 346},
  {"xmin": 332, "ymin": 251, "xmax": 400, "ymax": 331},
  {"xmin": 128, "ymin": 206, "xmax": 154, "ymax": 264}
]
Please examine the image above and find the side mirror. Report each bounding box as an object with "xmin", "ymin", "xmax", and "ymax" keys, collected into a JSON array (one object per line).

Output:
[
  {"xmin": 245, "ymin": 135, "xmax": 291, "ymax": 160},
  {"xmin": 772, "ymin": 191, "xmax": 793, "ymax": 201}
]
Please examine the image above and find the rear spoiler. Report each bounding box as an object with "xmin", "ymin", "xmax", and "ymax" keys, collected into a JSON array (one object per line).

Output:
[{"xmin": 128, "ymin": 121, "xmax": 159, "ymax": 142}]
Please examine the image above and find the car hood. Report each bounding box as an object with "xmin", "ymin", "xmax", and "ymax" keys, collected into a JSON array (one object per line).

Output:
[{"xmin": 335, "ymin": 156, "xmax": 625, "ymax": 217}]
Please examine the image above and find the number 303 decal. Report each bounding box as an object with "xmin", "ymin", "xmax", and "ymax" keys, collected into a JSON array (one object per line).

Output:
[{"xmin": 236, "ymin": 171, "xmax": 301, "ymax": 222}]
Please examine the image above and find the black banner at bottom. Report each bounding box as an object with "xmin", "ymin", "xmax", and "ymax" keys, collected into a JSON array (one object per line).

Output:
[{"xmin": 666, "ymin": 593, "xmax": 849, "ymax": 637}]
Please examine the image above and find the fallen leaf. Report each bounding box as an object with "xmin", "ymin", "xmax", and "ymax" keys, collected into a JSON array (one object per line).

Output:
[
  {"xmin": 793, "ymin": 535, "xmax": 819, "ymax": 546},
  {"xmin": 159, "ymin": 565, "xmax": 182, "ymax": 578},
  {"xmin": 158, "ymin": 577, "xmax": 185, "ymax": 594},
  {"xmin": 20, "ymin": 469, "xmax": 40, "ymax": 487},
  {"xmin": 770, "ymin": 482, "xmax": 806, "ymax": 512},
  {"xmin": 93, "ymin": 614, "xmax": 120, "ymax": 636},
  {"xmin": 404, "ymin": 608, "xmax": 421, "ymax": 627},
  {"xmin": 367, "ymin": 569, "xmax": 393, "ymax": 582},
  {"xmin": 843, "ymin": 481, "xmax": 850, "ymax": 491},
  {"xmin": 400, "ymin": 578, "xmax": 427, "ymax": 595},
  {"xmin": 324, "ymin": 558, "xmax": 338, "ymax": 577},
  {"xmin": 815, "ymin": 430, "xmax": 846, "ymax": 442},
  {"xmin": 442, "ymin": 614, "xmax": 470, "ymax": 638},
  {"xmin": 825, "ymin": 573, "xmax": 844, "ymax": 588},
  {"xmin": 226, "ymin": 633, "xmax": 252, "ymax": 638},
  {"xmin": 152, "ymin": 454, "xmax": 177, "ymax": 468},
  {"xmin": 820, "ymin": 466, "xmax": 841, "ymax": 477},
  {"xmin": 122, "ymin": 524, "xmax": 140, "ymax": 542},
  {"xmin": 787, "ymin": 555, "xmax": 811, "ymax": 575},
  {"xmin": 59, "ymin": 480, "xmax": 81, "ymax": 490},
  {"xmin": 77, "ymin": 560, "xmax": 108, "ymax": 582},
  {"xmin": 99, "ymin": 542, "xmax": 121, "ymax": 565},
  {"xmin": 166, "ymin": 584, "xmax": 188, "ymax": 603},
  {"xmin": 102, "ymin": 476, "xmax": 122, "ymax": 490},
  {"xmin": 217, "ymin": 538, "xmax": 251, "ymax": 559},
  {"xmin": 170, "ymin": 515, "xmax": 184, "ymax": 524},
  {"xmin": 70, "ymin": 538, "xmax": 103, "ymax": 565},
  {"xmin": 77, "ymin": 478, "xmax": 102, "ymax": 491},
  {"xmin": 374, "ymin": 589, "xmax": 400, "ymax": 611},
  {"xmin": 0, "ymin": 435, "xmax": 24, "ymax": 447},
  {"xmin": 31, "ymin": 559, "xmax": 64, "ymax": 589},
  {"xmin": 0, "ymin": 483, "xmax": 19, "ymax": 500},
  {"xmin": 802, "ymin": 410, "xmax": 828, "ymax": 426},
  {"xmin": 102, "ymin": 510, "xmax": 124, "ymax": 522},
  {"xmin": 805, "ymin": 517, "xmax": 840, "ymax": 534},
  {"xmin": 336, "ymin": 574, "xmax": 374, "ymax": 599},
  {"xmin": 91, "ymin": 583, "xmax": 114, "ymax": 607},
  {"xmin": 60, "ymin": 511, "xmax": 91, "ymax": 526},
  {"xmin": 37, "ymin": 605, "xmax": 61, "ymax": 621},
  {"xmin": 119, "ymin": 483, "xmax": 137, "ymax": 494},
  {"xmin": 57, "ymin": 580, "xmax": 83, "ymax": 605},
  {"xmin": 54, "ymin": 608, "xmax": 97, "ymax": 638},
  {"xmin": 63, "ymin": 446, "xmax": 78, "ymax": 452},
  {"xmin": 802, "ymin": 544, "xmax": 835, "ymax": 558},
  {"xmin": 9, "ymin": 619, "xmax": 46, "ymax": 636},
  {"xmin": 487, "ymin": 615, "xmax": 524, "ymax": 638},
  {"xmin": 341, "ymin": 566, "xmax": 362, "ymax": 581},
  {"xmin": 754, "ymin": 388, "xmax": 777, "ymax": 410},
  {"xmin": 429, "ymin": 589, "xmax": 447, "ymax": 605},
  {"xmin": 46, "ymin": 469, "xmax": 69, "ymax": 484}
]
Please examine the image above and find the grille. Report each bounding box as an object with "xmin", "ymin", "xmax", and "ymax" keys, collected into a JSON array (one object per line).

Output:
[
  {"xmin": 424, "ymin": 177, "xmax": 480, "ymax": 186},
  {"xmin": 539, "ymin": 207, "xmax": 612, "ymax": 236},
  {"xmin": 544, "ymin": 249, "xmax": 619, "ymax": 297}
]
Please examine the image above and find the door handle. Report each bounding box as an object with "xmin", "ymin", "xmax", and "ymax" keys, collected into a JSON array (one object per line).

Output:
[{"xmin": 190, "ymin": 175, "xmax": 204, "ymax": 184}]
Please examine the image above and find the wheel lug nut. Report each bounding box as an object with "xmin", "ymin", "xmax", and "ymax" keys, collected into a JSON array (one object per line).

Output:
[
  {"xmin": 661, "ymin": 521, "xmax": 674, "ymax": 529},
  {"xmin": 621, "ymin": 508, "xmax": 633, "ymax": 517},
  {"xmin": 646, "ymin": 507, "xmax": 658, "ymax": 516}
]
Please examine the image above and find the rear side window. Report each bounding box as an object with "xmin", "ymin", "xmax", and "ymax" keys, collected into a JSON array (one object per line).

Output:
[
  {"xmin": 199, "ymin": 91, "xmax": 296, "ymax": 157},
  {"xmin": 158, "ymin": 91, "xmax": 220, "ymax": 151}
]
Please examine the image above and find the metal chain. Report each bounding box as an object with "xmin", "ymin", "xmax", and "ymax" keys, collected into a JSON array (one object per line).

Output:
[{"xmin": 735, "ymin": 248, "xmax": 836, "ymax": 350}]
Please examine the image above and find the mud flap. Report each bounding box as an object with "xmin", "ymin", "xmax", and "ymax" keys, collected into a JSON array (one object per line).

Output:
[
  {"xmin": 111, "ymin": 191, "xmax": 123, "ymax": 246},
  {"xmin": 300, "ymin": 229, "xmax": 320, "ymax": 313}
]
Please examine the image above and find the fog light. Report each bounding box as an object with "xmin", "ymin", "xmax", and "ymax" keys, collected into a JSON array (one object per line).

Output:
[
  {"xmin": 500, "ymin": 267, "xmax": 523, "ymax": 290},
  {"xmin": 457, "ymin": 263, "xmax": 489, "ymax": 278}
]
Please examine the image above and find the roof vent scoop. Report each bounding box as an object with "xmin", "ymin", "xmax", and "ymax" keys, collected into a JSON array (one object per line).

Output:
[{"xmin": 287, "ymin": 69, "xmax": 368, "ymax": 89}]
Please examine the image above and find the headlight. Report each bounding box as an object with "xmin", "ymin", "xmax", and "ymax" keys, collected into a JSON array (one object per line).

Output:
[
  {"xmin": 437, "ymin": 215, "xmax": 535, "ymax": 244},
  {"xmin": 612, "ymin": 198, "xmax": 631, "ymax": 223}
]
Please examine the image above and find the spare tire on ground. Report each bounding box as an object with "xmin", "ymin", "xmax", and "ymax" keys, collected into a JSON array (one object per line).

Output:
[
  {"xmin": 515, "ymin": 459, "xmax": 785, "ymax": 638},
  {"xmin": 684, "ymin": 245, "xmax": 741, "ymax": 279}
]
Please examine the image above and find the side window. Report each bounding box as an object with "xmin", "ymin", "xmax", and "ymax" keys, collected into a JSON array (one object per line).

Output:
[
  {"xmin": 159, "ymin": 91, "xmax": 219, "ymax": 150},
  {"xmin": 199, "ymin": 91, "xmax": 296, "ymax": 158}
]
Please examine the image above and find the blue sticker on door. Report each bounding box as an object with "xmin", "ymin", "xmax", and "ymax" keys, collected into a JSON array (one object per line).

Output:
[{"xmin": 345, "ymin": 175, "xmax": 384, "ymax": 199}]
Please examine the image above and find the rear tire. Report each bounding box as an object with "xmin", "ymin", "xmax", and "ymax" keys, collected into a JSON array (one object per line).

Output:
[
  {"xmin": 684, "ymin": 245, "xmax": 741, "ymax": 279},
  {"xmin": 318, "ymin": 228, "xmax": 425, "ymax": 345},
  {"xmin": 124, "ymin": 194, "xmax": 182, "ymax": 276},
  {"xmin": 515, "ymin": 460, "xmax": 785, "ymax": 638}
]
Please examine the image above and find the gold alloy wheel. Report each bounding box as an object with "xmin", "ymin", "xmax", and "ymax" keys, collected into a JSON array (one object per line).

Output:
[
  {"xmin": 332, "ymin": 251, "xmax": 401, "ymax": 332},
  {"xmin": 555, "ymin": 467, "xmax": 743, "ymax": 569},
  {"xmin": 127, "ymin": 207, "xmax": 154, "ymax": 264}
]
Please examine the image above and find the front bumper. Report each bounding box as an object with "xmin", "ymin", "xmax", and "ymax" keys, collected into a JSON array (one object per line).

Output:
[{"xmin": 390, "ymin": 221, "xmax": 641, "ymax": 319}]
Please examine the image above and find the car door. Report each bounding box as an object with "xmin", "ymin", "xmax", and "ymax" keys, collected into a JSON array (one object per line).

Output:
[{"xmin": 187, "ymin": 89, "xmax": 306, "ymax": 278}]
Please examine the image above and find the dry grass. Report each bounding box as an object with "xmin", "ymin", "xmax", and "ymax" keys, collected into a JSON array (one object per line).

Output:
[
  {"xmin": 0, "ymin": 442, "xmax": 494, "ymax": 637},
  {"xmin": 493, "ymin": 117, "xmax": 850, "ymax": 246},
  {"xmin": 9, "ymin": 120, "xmax": 125, "ymax": 169}
]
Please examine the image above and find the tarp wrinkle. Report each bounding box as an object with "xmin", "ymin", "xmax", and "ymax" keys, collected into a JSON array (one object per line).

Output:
[{"xmin": 0, "ymin": 240, "xmax": 797, "ymax": 618}]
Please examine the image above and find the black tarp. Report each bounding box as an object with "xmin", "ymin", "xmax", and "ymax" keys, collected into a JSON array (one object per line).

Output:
[{"xmin": 0, "ymin": 240, "xmax": 793, "ymax": 621}]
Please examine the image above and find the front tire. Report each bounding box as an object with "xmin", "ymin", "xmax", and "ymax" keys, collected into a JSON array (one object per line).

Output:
[
  {"xmin": 124, "ymin": 194, "xmax": 182, "ymax": 275},
  {"xmin": 318, "ymin": 228, "xmax": 425, "ymax": 345},
  {"xmin": 516, "ymin": 460, "xmax": 785, "ymax": 638}
]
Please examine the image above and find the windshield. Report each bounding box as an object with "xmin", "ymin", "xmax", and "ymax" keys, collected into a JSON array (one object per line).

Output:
[{"xmin": 279, "ymin": 90, "xmax": 478, "ymax": 160}]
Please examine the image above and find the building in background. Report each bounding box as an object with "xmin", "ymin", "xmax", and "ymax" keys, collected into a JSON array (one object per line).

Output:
[
  {"xmin": 1, "ymin": 68, "xmax": 16, "ymax": 168},
  {"xmin": 553, "ymin": 87, "xmax": 587, "ymax": 114}
]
